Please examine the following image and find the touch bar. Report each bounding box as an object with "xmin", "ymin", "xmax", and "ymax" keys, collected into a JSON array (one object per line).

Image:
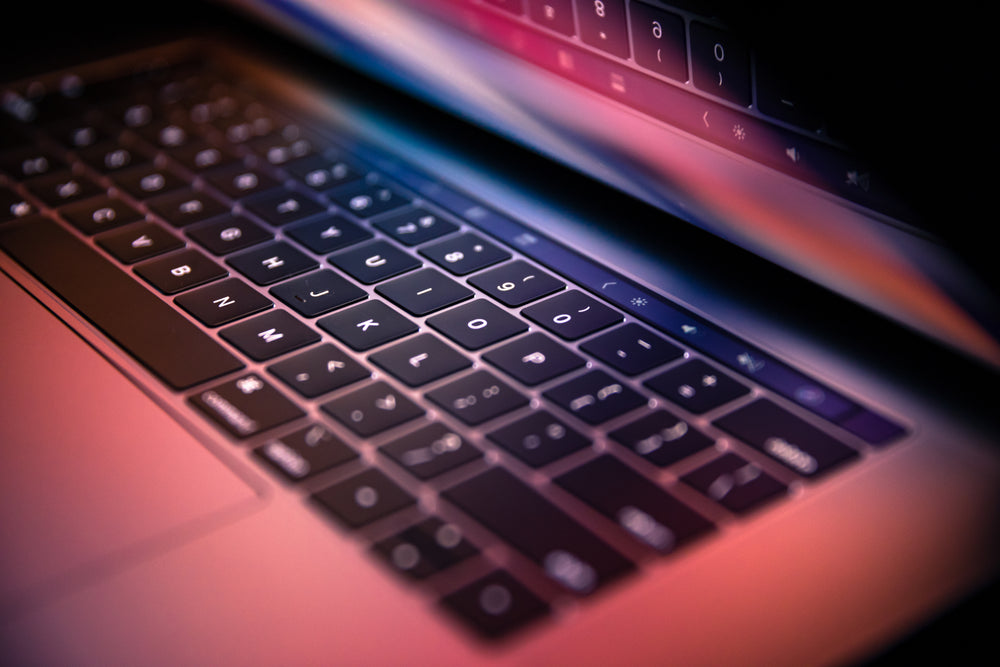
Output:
[{"xmin": 0, "ymin": 218, "xmax": 244, "ymax": 390}]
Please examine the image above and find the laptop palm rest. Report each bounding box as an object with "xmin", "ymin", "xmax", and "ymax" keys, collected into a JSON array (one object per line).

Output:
[{"xmin": 0, "ymin": 272, "xmax": 262, "ymax": 618}]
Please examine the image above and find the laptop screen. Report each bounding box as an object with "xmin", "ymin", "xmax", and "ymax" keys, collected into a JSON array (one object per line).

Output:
[{"xmin": 222, "ymin": 0, "xmax": 1000, "ymax": 368}]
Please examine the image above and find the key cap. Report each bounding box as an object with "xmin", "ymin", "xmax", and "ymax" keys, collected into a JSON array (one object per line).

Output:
[
  {"xmin": 187, "ymin": 215, "xmax": 273, "ymax": 255},
  {"xmin": 255, "ymin": 423, "xmax": 358, "ymax": 481},
  {"xmin": 220, "ymin": 309, "xmax": 320, "ymax": 361},
  {"xmin": 313, "ymin": 468, "xmax": 416, "ymax": 528},
  {"xmin": 544, "ymin": 370, "xmax": 647, "ymax": 424},
  {"xmin": 690, "ymin": 22, "xmax": 752, "ymax": 106},
  {"xmin": 286, "ymin": 154, "xmax": 362, "ymax": 191},
  {"xmin": 380, "ymin": 422, "xmax": 481, "ymax": 479},
  {"xmin": 376, "ymin": 268, "xmax": 473, "ymax": 316},
  {"xmin": 487, "ymin": 410, "xmax": 590, "ymax": 467},
  {"xmin": 373, "ymin": 207, "xmax": 458, "ymax": 245},
  {"xmin": 0, "ymin": 186, "xmax": 34, "ymax": 222},
  {"xmin": 61, "ymin": 196, "xmax": 144, "ymax": 235},
  {"xmin": 268, "ymin": 342, "xmax": 369, "ymax": 398},
  {"xmin": 321, "ymin": 380, "xmax": 424, "ymax": 437},
  {"xmin": 419, "ymin": 232, "xmax": 510, "ymax": 275},
  {"xmin": 374, "ymin": 517, "xmax": 478, "ymax": 579},
  {"xmin": 0, "ymin": 217, "xmax": 243, "ymax": 389},
  {"xmin": 147, "ymin": 188, "xmax": 229, "ymax": 227},
  {"xmin": 77, "ymin": 141, "xmax": 151, "ymax": 173},
  {"xmin": 227, "ymin": 241, "xmax": 318, "ymax": 285},
  {"xmin": 174, "ymin": 277, "xmax": 272, "ymax": 326},
  {"xmin": 681, "ymin": 452, "xmax": 788, "ymax": 514},
  {"xmin": 243, "ymin": 189, "xmax": 325, "ymax": 227},
  {"xmin": 369, "ymin": 333, "xmax": 471, "ymax": 387},
  {"xmin": 170, "ymin": 140, "xmax": 239, "ymax": 173},
  {"xmin": 96, "ymin": 222, "xmax": 185, "ymax": 264},
  {"xmin": 629, "ymin": 2, "xmax": 687, "ymax": 82},
  {"xmin": 610, "ymin": 409, "xmax": 714, "ymax": 467},
  {"xmin": 427, "ymin": 370, "xmax": 528, "ymax": 425},
  {"xmin": 270, "ymin": 270, "xmax": 366, "ymax": 317},
  {"xmin": 135, "ymin": 248, "xmax": 227, "ymax": 294},
  {"xmin": 644, "ymin": 358, "xmax": 749, "ymax": 414},
  {"xmin": 575, "ymin": 0, "xmax": 630, "ymax": 58},
  {"xmin": 469, "ymin": 259, "xmax": 564, "ymax": 306},
  {"xmin": 554, "ymin": 455, "xmax": 714, "ymax": 552},
  {"xmin": 190, "ymin": 372, "xmax": 305, "ymax": 438},
  {"xmin": 318, "ymin": 300, "xmax": 418, "ymax": 351},
  {"xmin": 327, "ymin": 179, "xmax": 408, "ymax": 218},
  {"xmin": 482, "ymin": 332, "xmax": 584, "ymax": 386},
  {"xmin": 427, "ymin": 299, "xmax": 527, "ymax": 350},
  {"xmin": 329, "ymin": 240, "xmax": 421, "ymax": 284},
  {"xmin": 522, "ymin": 290, "xmax": 621, "ymax": 340},
  {"xmin": 714, "ymin": 399, "xmax": 858, "ymax": 477},
  {"xmin": 113, "ymin": 164, "xmax": 185, "ymax": 199},
  {"xmin": 203, "ymin": 164, "xmax": 281, "ymax": 200},
  {"xmin": 580, "ymin": 323, "xmax": 682, "ymax": 376},
  {"xmin": 286, "ymin": 214, "xmax": 372, "ymax": 254},
  {"xmin": 528, "ymin": 0, "xmax": 575, "ymax": 36},
  {"xmin": 440, "ymin": 570, "xmax": 549, "ymax": 639},
  {"xmin": 443, "ymin": 467, "xmax": 634, "ymax": 594},
  {"xmin": 24, "ymin": 170, "xmax": 103, "ymax": 207}
]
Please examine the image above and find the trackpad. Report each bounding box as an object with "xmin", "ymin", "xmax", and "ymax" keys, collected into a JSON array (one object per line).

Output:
[{"xmin": 0, "ymin": 274, "xmax": 260, "ymax": 614}]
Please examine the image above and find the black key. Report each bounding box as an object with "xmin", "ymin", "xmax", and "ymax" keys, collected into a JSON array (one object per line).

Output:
[
  {"xmin": 528, "ymin": 0, "xmax": 574, "ymax": 36},
  {"xmin": 469, "ymin": 260, "xmax": 564, "ymax": 306},
  {"xmin": 329, "ymin": 240, "xmax": 421, "ymax": 284},
  {"xmin": 219, "ymin": 309, "xmax": 320, "ymax": 361},
  {"xmin": 242, "ymin": 189, "xmax": 325, "ymax": 227},
  {"xmin": 174, "ymin": 277, "xmax": 272, "ymax": 326},
  {"xmin": 270, "ymin": 270, "xmax": 366, "ymax": 317},
  {"xmin": 544, "ymin": 370, "xmax": 647, "ymax": 425},
  {"xmin": 327, "ymin": 179, "xmax": 408, "ymax": 218},
  {"xmin": 187, "ymin": 215, "xmax": 273, "ymax": 255},
  {"xmin": 575, "ymin": 0, "xmax": 630, "ymax": 57},
  {"xmin": 483, "ymin": 332, "xmax": 585, "ymax": 386},
  {"xmin": 227, "ymin": 241, "xmax": 318, "ymax": 285},
  {"xmin": 135, "ymin": 248, "xmax": 227, "ymax": 294},
  {"xmin": 714, "ymin": 399, "xmax": 859, "ymax": 477},
  {"xmin": 0, "ymin": 146, "xmax": 66, "ymax": 179},
  {"xmin": 376, "ymin": 268, "xmax": 473, "ymax": 316},
  {"xmin": 682, "ymin": 453, "xmax": 788, "ymax": 514},
  {"xmin": 629, "ymin": 2, "xmax": 688, "ymax": 82},
  {"xmin": 318, "ymin": 300, "xmax": 418, "ymax": 351},
  {"xmin": 580, "ymin": 323, "xmax": 682, "ymax": 376},
  {"xmin": 255, "ymin": 423, "xmax": 358, "ymax": 481},
  {"xmin": 24, "ymin": 170, "xmax": 102, "ymax": 207},
  {"xmin": 203, "ymin": 164, "xmax": 281, "ymax": 199},
  {"xmin": 321, "ymin": 380, "xmax": 424, "ymax": 437},
  {"xmin": 286, "ymin": 214, "xmax": 372, "ymax": 254},
  {"xmin": 690, "ymin": 22, "xmax": 752, "ymax": 106},
  {"xmin": 443, "ymin": 467, "xmax": 633, "ymax": 594},
  {"xmin": 373, "ymin": 207, "xmax": 458, "ymax": 245},
  {"xmin": 380, "ymin": 422, "xmax": 481, "ymax": 479},
  {"xmin": 610, "ymin": 409, "xmax": 714, "ymax": 467},
  {"xmin": 0, "ymin": 217, "xmax": 243, "ymax": 389},
  {"xmin": 313, "ymin": 468, "xmax": 415, "ymax": 528},
  {"xmin": 426, "ymin": 370, "xmax": 528, "ymax": 425},
  {"xmin": 113, "ymin": 164, "xmax": 186, "ymax": 199},
  {"xmin": 1, "ymin": 186, "xmax": 33, "ymax": 222},
  {"xmin": 77, "ymin": 141, "xmax": 151, "ymax": 173},
  {"xmin": 61, "ymin": 196, "xmax": 144, "ymax": 235},
  {"xmin": 96, "ymin": 222, "xmax": 185, "ymax": 264},
  {"xmin": 440, "ymin": 570, "xmax": 549, "ymax": 639},
  {"xmin": 645, "ymin": 358, "xmax": 749, "ymax": 414},
  {"xmin": 522, "ymin": 290, "xmax": 621, "ymax": 340},
  {"xmin": 419, "ymin": 232, "xmax": 510, "ymax": 275},
  {"xmin": 369, "ymin": 333, "xmax": 471, "ymax": 387},
  {"xmin": 170, "ymin": 140, "xmax": 239, "ymax": 172},
  {"xmin": 487, "ymin": 411, "xmax": 590, "ymax": 467},
  {"xmin": 374, "ymin": 517, "xmax": 478, "ymax": 579},
  {"xmin": 426, "ymin": 299, "xmax": 527, "ymax": 350},
  {"xmin": 147, "ymin": 188, "xmax": 229, "ymax": 227},
  {"xmin": 190, "ymin": 372, "xmax": 304, "ymax": 438},
  {"xmin": 287, "ymin": 154, "xmax": 362, "ymax": 190},
  {"xmin": 268, "ymin": 342, "xmax": 369, "ymax": 397},
  {"xmin": 248, "ymin": 132, "xmax": 316, "ymax": 166},
  {"xmin": 555, "ymin": 455, "xmax": 714, "ymax": 552}
]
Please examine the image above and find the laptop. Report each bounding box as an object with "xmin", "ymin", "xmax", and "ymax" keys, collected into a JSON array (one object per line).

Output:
[{"xmin": 2, "ymin": 0, "xmax": 997, "ymax": 664}]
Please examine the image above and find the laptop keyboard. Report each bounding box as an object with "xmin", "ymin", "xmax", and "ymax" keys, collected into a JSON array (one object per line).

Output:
[{"xmin": 1, "ymin": 50, "xmax": 905, "ymax": 639}]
